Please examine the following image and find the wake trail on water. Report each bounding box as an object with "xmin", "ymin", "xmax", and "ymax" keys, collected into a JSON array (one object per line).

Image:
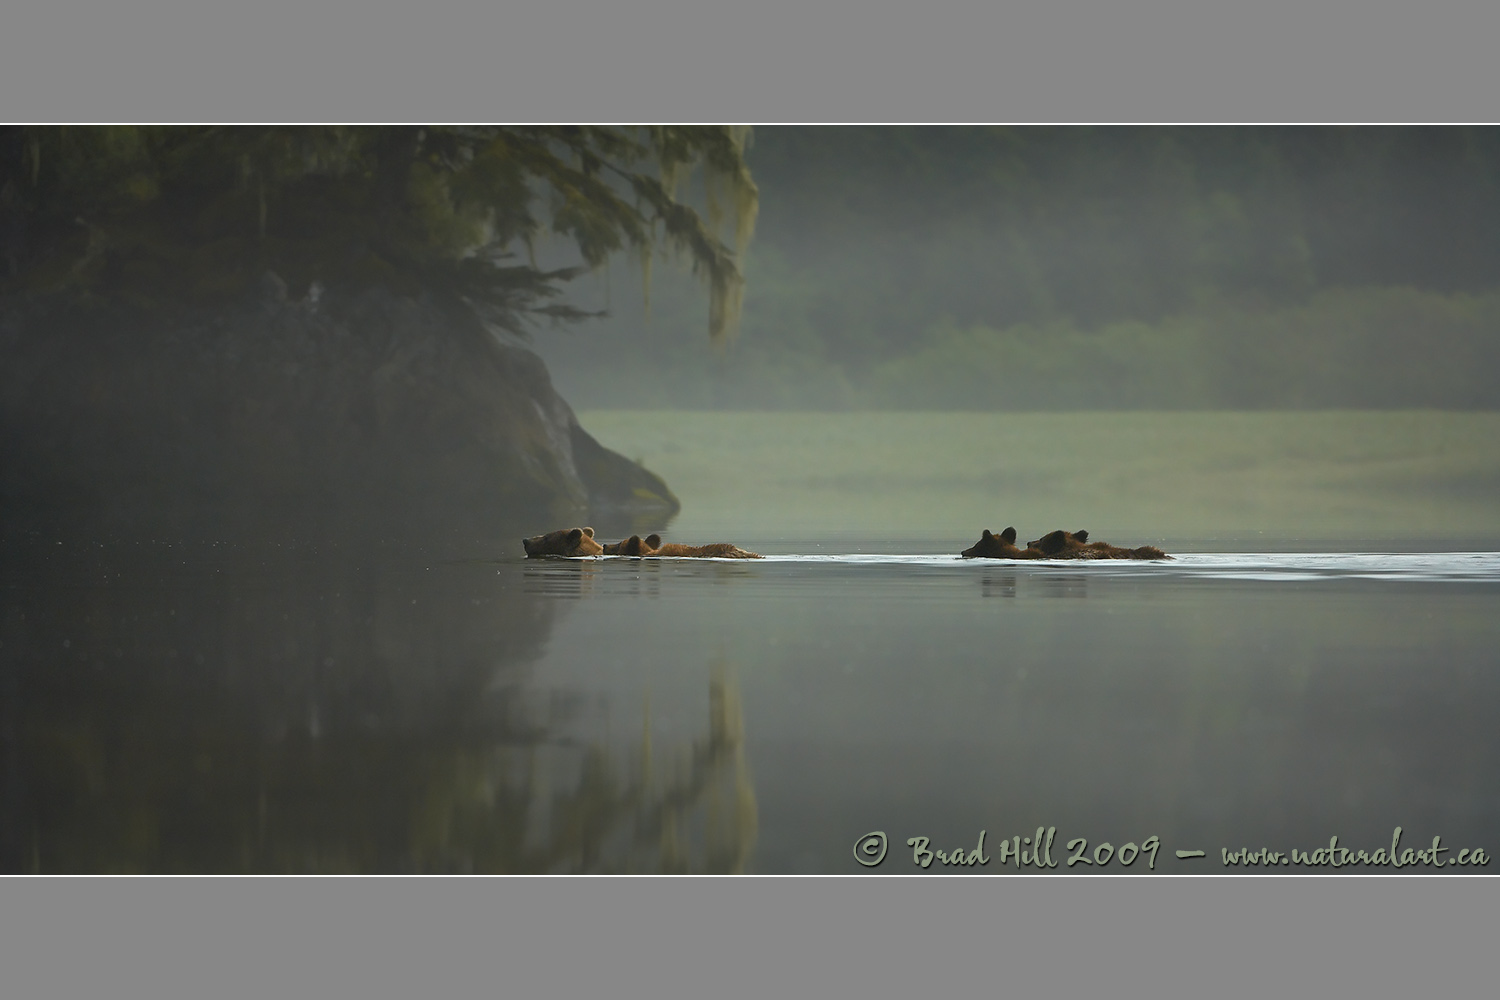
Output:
[{"xmin": 742, "ymin": 552, "xmax": 1500, "ymax": 583}]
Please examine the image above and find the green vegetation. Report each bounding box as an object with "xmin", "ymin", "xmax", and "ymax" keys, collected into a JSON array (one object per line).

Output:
[
  {"xmin": 8, "ymin": 549, "xmax": 757, "ymax": 873},
  {"xmin": 552, "ymin": 285, "xmax": 1500, "ymax": 410},
  {"xmin": 865, "ymin": 287, "xmax": 1500, "ymax": 410},
  {"xmin": 579, "ymin": 410, "xmax": 1500, "ymax": 546},
  {"xmin": 10, "ymin": 126, "xmax": 1497, "ymax": 410},
  {"xmin": 746, "ymin": 127, "xmax": 1500, "ymax": 329},
  {"xmin": 0, "ymin": 126, "xmax": 756, "ymax": 341},
  {"xmin": 539, "ymin": 127, "xmax": 1500, "ymax": 411},
  {"xmin": 0, "ymin": 126, "xmax": 761, "ymax": 542}
]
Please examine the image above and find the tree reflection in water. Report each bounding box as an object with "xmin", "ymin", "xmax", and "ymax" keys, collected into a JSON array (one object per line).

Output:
[{"xmin": 0, "ymin": 546, "xmax": 756, "ymax": 873}]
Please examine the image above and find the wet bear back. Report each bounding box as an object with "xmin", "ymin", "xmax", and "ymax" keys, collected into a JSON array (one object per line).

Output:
[
  {"xmin": 651, "ymin": 540, "xmax": 762, "ymax": 558},
  {"xmin": 1026, "ymin": 529, "xmax": 1170, "ymax": 560}
]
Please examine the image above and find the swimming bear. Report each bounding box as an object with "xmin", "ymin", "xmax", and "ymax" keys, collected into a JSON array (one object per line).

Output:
[
  {"xmin": 1024, "ymin": 529, "xmax": 1171, "ymax": 560},
  {"xmin": 522, "ymin": 527, "xmax": 605, "ymax": 558},
  {"xmin": 602, "ymin": 533, "xmax": 659, "ymax": 556},
  {"xmin": 962, "ymin": 527, "xmax": 1171, "ymax": 560},
  {"xmin": 603, "ymin": 533, "xmax": 762, "ymax": 559},
  {"xmin": 961, "ymin": 526, "xmax": 1044, "ymax": 559}
]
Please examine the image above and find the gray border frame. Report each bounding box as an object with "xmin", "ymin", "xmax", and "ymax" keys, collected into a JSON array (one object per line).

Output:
[
  {"xmin": 2, "ymin": 0, "xmax": 1496, "ymax": 996},
  {"xmin": 4, "ymin": 1, "xmax": 1499, "ymax": 121}
]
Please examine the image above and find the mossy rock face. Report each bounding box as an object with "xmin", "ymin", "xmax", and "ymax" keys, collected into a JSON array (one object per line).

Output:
[
  {"xmin": 1, "ymin": 277, "xmax": 679, "ymax": 551},
  {"xmin": 568, "ymin": 420, "xmax": 678, "ymax": 509}
]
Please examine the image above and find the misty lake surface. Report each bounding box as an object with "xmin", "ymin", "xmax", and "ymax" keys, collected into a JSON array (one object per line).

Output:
[
  {"xmin": 6, "ymin": 411, "xmax": 1500, "ymax": 873},
  {"xmin": 6, "ymin": 540, "xmax": 1499, "ymax": 873}
]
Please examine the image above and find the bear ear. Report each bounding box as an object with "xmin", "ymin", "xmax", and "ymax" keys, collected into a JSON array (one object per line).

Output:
[
  {"xmin": 582, "ymin": 527, "xmax": 595, "ymax": 538},
  {"xmin": 1074, "ymin": 530, "xmax": 1089, "ymax": 542},
  {"xmin": 981, "ymin": 529, "xmax": 995, "ymax": 540},
  {"xmin": 646, "ymin": 533, "xmax": 662, "ymax": 548},
  {"xmin": 567, "ymin": 528, "xmax": 583, "ymax": 544},
  {"xmin": 1000, "ymin": 526, "xmax": 1018, "ymax": 544}
]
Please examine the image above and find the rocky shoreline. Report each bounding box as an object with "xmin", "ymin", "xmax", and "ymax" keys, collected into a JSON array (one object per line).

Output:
[{"xmin": 0, "ymin": 275, "xmax": 678, "ymax": 551}]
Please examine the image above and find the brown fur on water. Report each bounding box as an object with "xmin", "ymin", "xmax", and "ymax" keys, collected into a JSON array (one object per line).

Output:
[
  {"xmin": 602, "ymin": 534, "xmax": 659, "ymax": 556},
  {"xmin": 522, "ymin": 526, "xmax": 604, "ymax": 558},
  {"xmin": 1024, "ymin": 529, "xmax": 1171, "ymax": 560},
  {"xmin": 961, "ymin": 526, "xmax": 1045, "ymax": 559},
  {"xmin": 608, "ymin": 533, "xmax": 762, "ymax": 558},
  {"xmin": 652, "ymin": 541, "xmax": 762, "ymax": 559}
]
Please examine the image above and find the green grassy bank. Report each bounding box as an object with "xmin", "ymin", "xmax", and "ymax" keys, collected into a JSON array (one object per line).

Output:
[{"xmin": 579, "ymin": 411, "xmax": 1500, "ymax": 550}]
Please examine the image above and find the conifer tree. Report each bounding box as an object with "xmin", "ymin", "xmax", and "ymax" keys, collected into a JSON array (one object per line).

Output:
[{"xmin": 0, "ymin": 125, "xmax": 757, "ymax": 343}]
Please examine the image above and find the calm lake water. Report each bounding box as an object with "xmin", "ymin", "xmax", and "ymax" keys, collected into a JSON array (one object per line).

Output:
[{"xmin": 5, "ymin": 539, "xmax": 1499, "ymax": 873}]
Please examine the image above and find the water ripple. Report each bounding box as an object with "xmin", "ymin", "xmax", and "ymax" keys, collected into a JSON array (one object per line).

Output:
[{"xmin": 748, "ymin": 551, "xmax": 1500, "ymax": 583}]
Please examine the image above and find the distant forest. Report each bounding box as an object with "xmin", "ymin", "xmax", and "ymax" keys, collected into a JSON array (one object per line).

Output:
[{"xmin": 541, "ymin": 126, "xmax": 1500, "ymax": 410}]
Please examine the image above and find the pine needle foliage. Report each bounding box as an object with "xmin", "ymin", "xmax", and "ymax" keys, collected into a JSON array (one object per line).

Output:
[{"xmin": 0, "ymin": 125, "xmax": 757, "ymax": 343}]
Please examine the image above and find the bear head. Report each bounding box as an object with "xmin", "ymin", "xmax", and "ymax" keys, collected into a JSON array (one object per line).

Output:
[
  {"xmin": 603, "ymin": 533, "xmax": 663, "ymax": 557},
  {"xmin": 522, "ymin": 526, "xmax": 604, "ymax": 558},
  {"xmin": 961, "ymin": 526, "xmax": 1031, "ymax": 558},
  {"xmin": 1025, "ymin": 529, "xmax": 1091, "ymax": 556}
]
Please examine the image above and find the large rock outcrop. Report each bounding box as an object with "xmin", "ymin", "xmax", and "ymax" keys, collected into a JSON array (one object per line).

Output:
[{"xmin": 0, "ymin": 276, "xmax": 678, "ymax": 550}]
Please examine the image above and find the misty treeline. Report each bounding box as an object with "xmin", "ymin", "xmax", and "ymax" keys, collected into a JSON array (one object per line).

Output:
[
  {"xmin": 546, "ymin": 126, "xmax": 1500, "ymax": 410},
  {"xmin": 0, "ymin": 125, "xmax": 755, "ymax": 341},
  {"xmin": 7, "ymin": 127, "xmax": 1499, "ymax": 410}
]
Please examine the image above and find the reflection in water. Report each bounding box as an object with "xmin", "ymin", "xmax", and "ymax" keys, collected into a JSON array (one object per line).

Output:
[
  {"xmin": 625, "ymin": 664, "xmax": 757, "ymax": 875},
  {"xmin": 412, "ymin": 665, "xmax": 755, "ymax": 875},
  {"xmin": 522, "ymin": 558, "xmax": 605, "ymax": 598},
  {"xmin": 516, "ymin": 549, "xmax": 1500, "ymax": 873},
  {"xmin": 10, "ymin": 543, "xmax": 1500, "ymax": 873},
  {"xmin": 980, "ymin": 572, "xmax": 1087, "ymax": 599},
  {"xmin": 0, "ymin": 545, "xmax": 755, "ymax": 873},
  {"xmin": 979, "ymin": 573, "xmax": 1017, "ymax": 600}
]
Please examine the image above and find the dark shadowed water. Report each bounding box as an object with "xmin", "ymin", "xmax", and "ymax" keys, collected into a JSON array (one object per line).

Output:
[{"xmin": 4, "ymin": 541, "xmax": 1499, "ymax": 873}]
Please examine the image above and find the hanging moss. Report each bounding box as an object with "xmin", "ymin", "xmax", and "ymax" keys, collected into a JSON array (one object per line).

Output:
[{"xmin": 0, "ymin": 126, "xmax": 758, "ymax": 344}]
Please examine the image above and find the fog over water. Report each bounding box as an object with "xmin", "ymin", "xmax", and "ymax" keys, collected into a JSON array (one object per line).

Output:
[
  {"xmin": 4, "ymin": 127, "xmax": 1499, "ymax": 872},
  {"xmin": 538, "ymin": 127, "xmax": 1500, "ymax": 413},
  {"xmin": 578, "ymin": 411, "xmax": 1500, "ymax": 551},
  {"xmin": 528, "ymin": 550, "xmax": 1500, "ymax": 874},
  {"xmin": 7, "ymin": 533, "xmax": 1498, "ymax": 873}
]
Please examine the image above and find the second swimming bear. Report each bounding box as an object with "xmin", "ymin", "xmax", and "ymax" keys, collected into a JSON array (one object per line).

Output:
[
  {"xmin": 962, "ymin": 526, "xmax": 1170, "ymax": 560},
  {"xmin": 603, "ymin": 533, "xmax": 762, "ymax": 559}
]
